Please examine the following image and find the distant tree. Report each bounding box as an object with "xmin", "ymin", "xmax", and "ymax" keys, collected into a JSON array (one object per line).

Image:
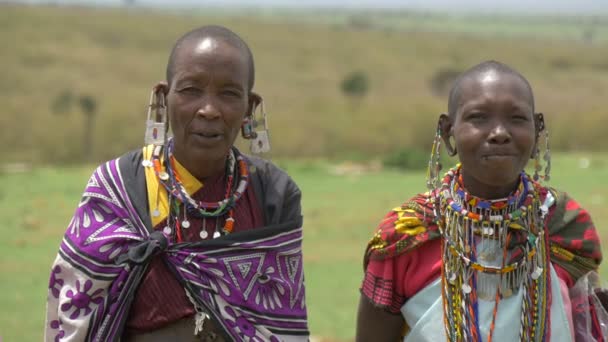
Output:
[
  {"xmin": 347, "ymin": 15, "xmax": 372, "ymax": 30},
  {"xmin": 429, "ymin": 68, "xmax": 461, "ymax": 97},
  {"xmin": 51, "ymin": 90, "xmax": 74, "ymax": 115},
  {"xmin": 124, "ymin": 0, "xmax": 135, "ymax": 6},
  {"xmin": 79, "ymin": 95, "xmax": 97, "ymax": 161},
  {"xmin": 341, "ymin": 71, "xmax": 369, "ymax": 101},
  {"xmin": 50, "ymin": 91, "xmax": 99, "ymax": 161},
  {"xmin": 79, "ymin": 95, "xmax": 97, "ymax": 115},
  {"xmin": 582, "ymin": 27, "xmax": 595, "ymax": 44}
]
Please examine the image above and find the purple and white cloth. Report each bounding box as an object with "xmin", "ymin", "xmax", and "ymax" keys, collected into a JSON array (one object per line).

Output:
[{"xmin": 45, "ymin": 157, "xmax": 308, "ymax": 341}]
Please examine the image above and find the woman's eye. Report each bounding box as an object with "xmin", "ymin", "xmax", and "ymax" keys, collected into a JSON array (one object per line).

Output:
[
  {"xmin": 512, "ymin": 115, "xmax": 529, "ymax": 121},
  {"xmin": 222, "ymin": 90, "xmax": 241, "ymax": 97},
  {"xmin": 467, "ymin": 112, "xmax": 486, "ymax": 120},
  {"xmin": 178, "ymin": 87, "xmax": 200, "ymax": 94}
]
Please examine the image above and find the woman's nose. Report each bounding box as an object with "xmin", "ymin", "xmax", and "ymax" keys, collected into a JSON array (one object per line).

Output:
[
  {"xmin": 488, "ymin": 123, "xmax": 511, "ymax": 144},
  {"xmin": 196, "ymin": 97, "xmax": 221, "ymax": 120}
]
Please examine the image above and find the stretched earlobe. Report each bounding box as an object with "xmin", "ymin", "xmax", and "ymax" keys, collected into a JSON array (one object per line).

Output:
[
  {"xmin": 144, "ymin": 82, "xmax": 169, "ymax": 146},
  {"xmin": 242, "ymin": 92, "xmax": 262, "ymax": 140},
  {"xmin": 242, "ymin": 93, "xmax": 271, "ymax": 154},
  {"xmin": 534, "ymin": 112, "xmax": 545, "ymax": 136},
  {"xmin": 153, "ymin": 81, "xmax": 169, "ymax": 96},
  {"xmin": 438, "ymin": 114, "xmax": 457, "ymax": 157},
  {"xmin": 445, "ymin": 136, "xmax": 457, "ymax": 157},
  {"xmin": 249, "ymin": 92, "xmax": 262, "ymax": 115}
]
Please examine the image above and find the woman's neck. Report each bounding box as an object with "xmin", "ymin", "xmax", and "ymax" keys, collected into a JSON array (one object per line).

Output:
[
  {"xmin": 171, "ymin": 149, "xmax": 227, "ymax": 182},
  {"xmin": 459, "ymin": 169, "xmax": 520, "ymax": 200}
]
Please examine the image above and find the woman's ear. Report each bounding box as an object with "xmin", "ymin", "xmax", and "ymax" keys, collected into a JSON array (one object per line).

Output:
[
  {"xmin": 531, "ymin": 112, "xmax": 545, "ymax": 159},
  {"xmin": 534, "ymin": 112, "xmax": 545, "ymax": 136},
  {"xmin": 153, "ymin": 81, "xmax": 169, "ymax": 96},
  {"xmin": 248, "ymin": 92, "xmax": 262, "ymax": 116},
  {"xmin": 438, "ymin": 113, "xmax": 457, "ymax": 156}
]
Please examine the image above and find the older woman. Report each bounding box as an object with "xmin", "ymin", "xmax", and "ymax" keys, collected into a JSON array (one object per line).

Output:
[
  {"xmin": 356, "ymin": 61, "xmax": 606, "ymax": 341},
  {"xmin": 45, "ymin": 25, "xmax": 308, "ymax": 341}
]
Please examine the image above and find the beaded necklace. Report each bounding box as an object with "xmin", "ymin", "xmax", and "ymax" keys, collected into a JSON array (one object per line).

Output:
[
  {"xmin": 431, "ymin": 165, "xmax": 552, "ymax": 342},
  {"xmin": 144, "ymin": 140, "xmax": 250, "ymax": 241}
]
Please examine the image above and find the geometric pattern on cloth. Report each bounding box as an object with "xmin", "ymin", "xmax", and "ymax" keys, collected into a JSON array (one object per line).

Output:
[
  {"xmin": 276, "ymin": 250, "xmax": 305, "ymax": 309},
  {"xmin": 170, "ymin": 229, "xmax": 309, "ymax": 340},
  {"xmin": 223, "ymin": 253, "xmax": 266, "ymax": 297},
  {"xmin": 45, "ymin": 157, "xmax": 309, "ymax": 342}
]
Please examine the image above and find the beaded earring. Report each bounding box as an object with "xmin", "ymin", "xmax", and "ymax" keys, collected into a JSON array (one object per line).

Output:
[
  {"xmin": 426, "ymin": 127, "xmax": 443, "ymax": 190},
  {"xmin": 533, "ymin": 113, "xmax": 551, "ymax": 182},
  {"xmin": 242, "ymin": 99, "xmax": 270, "ymax": 154},
  {"xmin": 543, "ymin": 130, "xmax": 551, "ymax": 181},
  {"xmin": 241, "ymin": 116, "xmax": 256, "ymax": 139},
  {"xmin": 144, "ymin": 88, "xmax": 168, "ymax": 146}
]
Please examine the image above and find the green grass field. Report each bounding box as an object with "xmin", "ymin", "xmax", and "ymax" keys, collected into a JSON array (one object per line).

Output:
[{"xmin": 1, "ymin": 153, "xmax": 606, "ymax": 341}]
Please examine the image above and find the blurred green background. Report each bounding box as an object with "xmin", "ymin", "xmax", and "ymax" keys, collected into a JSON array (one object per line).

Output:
[{"xmin": 1, "ymin": 2, "xmax": 607, "ymax": 341}]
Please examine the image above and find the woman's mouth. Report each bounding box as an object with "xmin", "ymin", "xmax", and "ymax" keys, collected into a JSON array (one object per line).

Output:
[
  {"xmin": 191, "ymin": 131, "xmax": 224, "ymax": 145},
  {"xmin": 196, "ymin": 132, "xmax": 222, "ymax": 138}
]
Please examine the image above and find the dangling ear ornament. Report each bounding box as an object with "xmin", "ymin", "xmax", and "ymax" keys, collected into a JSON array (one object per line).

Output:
[
  {"xmin": 532, "ymin": 113, "xmax": 551, "ymax": 182},
  {"xmin": 542, "ymin": 129, "xmax": 551, "ymax": 181},
  {"xmin": 426, "ymin": 126, "xmax": 443, "ymax": 191},
  {"xmin": 244, "ymin": 100, "xmax": 271, "ymax": 154},
  {"xmin": 241, "ymin": 116, "xmax": 257, "ymax": 139},
  {"xmin": 144, "ymin": 88, "xmax": 168, "ymax": 146}
]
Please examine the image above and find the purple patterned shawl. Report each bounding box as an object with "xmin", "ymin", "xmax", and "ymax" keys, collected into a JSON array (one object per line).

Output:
[{"xmin": 45, "ymin": 156, "xmax": 308, "ymax": 341}]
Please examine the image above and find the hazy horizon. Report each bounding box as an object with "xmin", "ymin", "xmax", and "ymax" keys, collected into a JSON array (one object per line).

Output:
[{"xmin": 8, "ymin": 0, "xmax": 608, "ymax": 15}]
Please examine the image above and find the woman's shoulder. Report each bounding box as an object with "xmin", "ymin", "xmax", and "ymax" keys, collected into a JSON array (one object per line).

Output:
[
  {"xmin": 244, "ymin": 154, "xmax": 292, "ymax": 178},
  {"xmin": 533, "ymin": 184, "xmax": 598, "ymax": 253},
  {"xmin": 381, "ymin": 192, "xmax": 436, "ymax": 231},
  {"xmin": 78, "ymin": 149, "xmax": 144, "ymax": 184},
  {"xmin": 540, "ymin": 186, "xmax": 595, "ymax": 233},
  {"xmin": 365, "ymin": 192, "xmax": 440, "ymax": 265},
  {"xmin": 242, "ymin": 153, "xmax": 300, "ymax": 192},
  {"xmin": 242, "ymin": 153, "xmax": 302, "ymax": 225},
  {"xmin": 540, "ymin": 185, "xmax": 602, "ymax": 281}
]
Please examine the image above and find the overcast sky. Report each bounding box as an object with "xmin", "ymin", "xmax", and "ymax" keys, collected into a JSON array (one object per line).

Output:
[{"xmin": 11, "ymin": 0, "xmax": 608, "ymax": 15}]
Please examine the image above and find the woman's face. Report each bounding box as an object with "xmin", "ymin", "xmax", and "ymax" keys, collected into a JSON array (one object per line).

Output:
[
  {"xmin": 444, "ymin": 71, "xmax": 537, "ymax": 197},
  {"xmin": 167, "ymin": 37, "xmax": 252, "ymax": 174}
]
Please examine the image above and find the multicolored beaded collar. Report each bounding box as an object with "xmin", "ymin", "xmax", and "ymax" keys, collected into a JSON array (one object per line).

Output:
[
  {"xmin": 431, "ymin": 165, "xmax": 552, "ymax": 342},
  {"xmin": 145, "ymin": 139, "xmax": 250, "ymax": 241}
]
